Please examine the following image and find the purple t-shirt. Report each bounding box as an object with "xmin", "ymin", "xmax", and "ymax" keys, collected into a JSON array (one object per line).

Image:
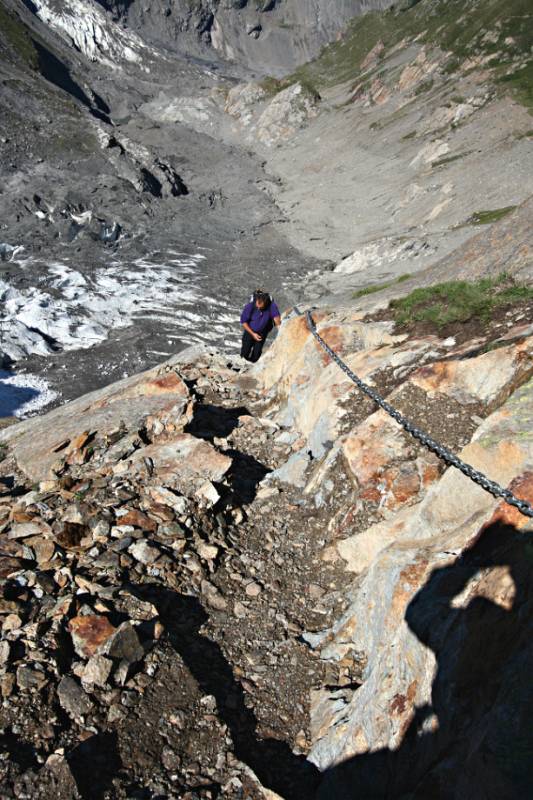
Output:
[{"xmin": 240, "ymin": 300, "xmax": 280, "ymax": 334}]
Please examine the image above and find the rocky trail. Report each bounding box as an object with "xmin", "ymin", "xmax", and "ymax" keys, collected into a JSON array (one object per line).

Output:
[
  {"xmin": 0, "ymin": 348, "xmax": 351, "ymax": 799},
  {"xmin": 1, "ymin": 284, "xmax": 533, "ymax": 797}
]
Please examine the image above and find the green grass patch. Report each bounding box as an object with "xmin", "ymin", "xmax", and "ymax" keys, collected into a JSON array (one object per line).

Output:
[
  {"xmin": 467, "ymin": 206, "xmax": 517, "ymax": 225},
  {"xmin": 353, "ymin": 272, "xmax": 412, "ymax": 298},
  {"xmin": 282, "ymin": 0, "xmax": 533, "ymax": 110},
  {"xmin": 390, "ymin": 274, "xmax": 533, "ymax": 329},
  {"xmin": 515, "ymin": 129, "xmax": 533, "ymax": 140},
  {"xmin": 0, "ymin": 5, "xmax": 38, "ymax": 68},
  {"xmin": 259, "ymin": 75, "xmax": 321, "ymax": 102},
  {"xmin": 414, "ymin": 77, "xmax": 434, "ymax": 96},
  {"xmin": 496, "ymin": 61, "xmax": 533, "ymax": 110}
]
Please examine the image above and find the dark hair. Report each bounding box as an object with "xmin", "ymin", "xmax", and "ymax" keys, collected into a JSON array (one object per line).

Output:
[{"xmin": 253, "ymin": 289, "xmax": 271, "ymax": 305}]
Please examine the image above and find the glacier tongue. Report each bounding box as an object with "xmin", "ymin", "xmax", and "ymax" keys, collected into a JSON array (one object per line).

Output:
[{"xmin": 30, "ymin": 0, "xmax": 147, "ymax": 67}]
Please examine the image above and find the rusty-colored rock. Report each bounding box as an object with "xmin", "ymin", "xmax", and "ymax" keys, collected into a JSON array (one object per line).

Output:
[
  {"xmin": 118, "ymin": 509, "xmax": 157, "ymax": 532},
  {"xmin": 68, "ymin": 615, "xmax": 116, "ymax": 659}
]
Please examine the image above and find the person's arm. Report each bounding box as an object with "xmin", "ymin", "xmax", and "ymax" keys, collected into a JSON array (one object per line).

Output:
[
  {"xmin": 242, "ymin": 321, "xmax": 262, "ymax": 341},
  {"xmin": 271, "ymin": 302, "xmax": 282, "ymax": 328}
]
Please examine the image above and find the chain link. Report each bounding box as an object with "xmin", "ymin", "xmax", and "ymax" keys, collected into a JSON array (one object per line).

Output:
[{"xmin": 300, "ymin": 308, "xmax": 533, "ymax": 519}]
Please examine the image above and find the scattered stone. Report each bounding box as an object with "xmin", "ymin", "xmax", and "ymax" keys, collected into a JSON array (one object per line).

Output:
[
  {"xmin": 234, "ymin": 601, "xmax": 248, "ymax": 618},
  {"xmin": 201, "ymin": 579, "xmax": 228, "ymax": 611},
  {"xmin": 0, "ymin": 640, "xmax": 10, "ymax": 665},
  {"xmin": 81, "ymin": 655, "xmax": 113, "ymax": 688},
  {"xmin": 57, "ymin": 676, "xmax": 94, "ymax": 718},
  {"xmin": 8, "ymin": 521, "xmax": 45, "ymax": 540},
  {"xmin": 119, "ymin": 509, "xmax": 158, "ymax": 531},
  {"xmin": 308, "ymin": 583, "xmax": 326, "ymax": 600},
  {"xmin": 128, "ymin": 540, "xmax": 160, "ymax": 565},
  {"xmin": 245, "ymin": 581, "xmax": 262, "ymax": 598},
  {"xmin": 16, "ymin": 665, "xmax": 48, "ymax": 692},
  {"xmin": 197, "ymin": 542, "xmax": 219, "ymax": 562},
  {"xmin": 195, "ymin": 480, "xmax": 220, "ymax": 507},
  {"xmin": 100, "ymin": 622, "xmax": 144, "ymax": 664}
]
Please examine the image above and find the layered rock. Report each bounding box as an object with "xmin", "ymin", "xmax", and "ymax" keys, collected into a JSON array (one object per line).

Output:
[{"xmin": 250, "ymin": 301, "xmax": 533, "ymax": 797}]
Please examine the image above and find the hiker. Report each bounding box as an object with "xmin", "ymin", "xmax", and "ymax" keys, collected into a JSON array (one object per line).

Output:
[{"xmin": 240, "ymin": 289, "xmax": 281, "ymax": 363}]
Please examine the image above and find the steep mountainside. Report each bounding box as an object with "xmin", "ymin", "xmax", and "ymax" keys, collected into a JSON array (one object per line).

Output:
[
  {"xmin": 0, "ymin": 3, "xmax": 532, "ymax": 796},
  {"xmin": 90, "ymin": 0, "xmax": 396, "ymax": 74}
]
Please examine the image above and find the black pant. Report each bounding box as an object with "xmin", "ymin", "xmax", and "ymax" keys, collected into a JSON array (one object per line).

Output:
[{"xmin": 241, "ymin": 330, "xmax": 266, "ymax": 362}]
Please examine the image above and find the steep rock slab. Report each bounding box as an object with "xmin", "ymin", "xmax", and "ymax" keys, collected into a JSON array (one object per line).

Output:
[
  {"xmin": 0, "ymin": 360, "xmax": 191, "ymax": 481},
  {"xmin": 310, "ymin": 378, "xmax": 533, "ymax": 798},
  {"xmin": 256, "ymin": 311, "xmax": 417, "ymax": 456}
]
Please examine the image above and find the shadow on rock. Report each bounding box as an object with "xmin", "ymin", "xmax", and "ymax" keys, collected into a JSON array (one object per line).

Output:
[
  {"xmin": 318, "ymin": 520, "xmax": 533, "ymax": 799},
  {"xmin": 67, "ymin": 731, "xmax": 123, "ymax": 800},
  {"xmin": 185, "ymin": 403, "xmax": 251, "ymax": 441},
  {"xmin": 137, "ymin": 585, "xmax": 320, "ymax": 800},
  {"xmin": 224, "ymin": 447, "xmax": 271, "ymax": 505},
  {"xmin": 185, "ymin": 402, "xmax": 271, "ymax": 504}
]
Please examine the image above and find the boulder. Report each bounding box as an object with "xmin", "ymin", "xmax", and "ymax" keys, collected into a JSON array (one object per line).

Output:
[
  {"xmin": 254, "ymin": 82, "xmax": 320, "ymax": 146},
  {"xmin": 127, "ymin": 433, "xmax": 232, "ymax": 497},
  {"xmin": 99, "ymin": 621, "xmax": 144, "ymax": 664}
]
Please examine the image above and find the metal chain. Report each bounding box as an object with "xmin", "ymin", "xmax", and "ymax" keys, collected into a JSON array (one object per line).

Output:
[{"xmin": 297, "ymin": 307, "xmax": 533, "ymax": 519}]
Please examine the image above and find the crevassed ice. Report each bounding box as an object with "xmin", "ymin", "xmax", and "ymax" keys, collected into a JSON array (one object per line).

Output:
[{"xmin": 0, "ymin": 253, "xmax": 241, "ymax": 362}]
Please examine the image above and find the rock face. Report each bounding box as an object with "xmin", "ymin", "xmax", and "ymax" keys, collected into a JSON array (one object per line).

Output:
[
  {"xmin": 0, "ymin": 357, "xmax": 192, "ymax": 480},
  {"xmin": 90, "ymin": 0, "xmax": 396, "ymax": 73},
  {"xmin": 251, "ymin": 298, "xmax": 533, "ymax": 797}
]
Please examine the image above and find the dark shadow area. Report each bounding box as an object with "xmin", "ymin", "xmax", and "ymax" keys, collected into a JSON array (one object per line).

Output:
[
  {"xmin": 186, "ymin": 403, "xmax": 270, "ymax": 503},
  {"xmin": 26, "ymin": 326, "xmax": 62, "ymax": 352},
  {"xmin": 21, "ymin": 0, "xmax": 38, "ymax": 13},
  {"xmin": 93, "ymin": 0, "xmax": 136, "ymax": 17},
  {"xmin": 67, "ymin": 731, "xmax": 123, "ymax": 800},
  {"xmin": 0, "ymin": 475, "xmax": 27, "ymax": 497},
  {"xmin": 224, "ymin": 447, "xmax": 271, "ymax": 505},
  {"xmin": 0, "ymin": 727, "xmax": 38, "ymax": 771},
  {"xmin": 92, "ymin": 90, "xmax": 110, "ymax": 116},
  {"xmin": 0, "ymin": 371, "xmax": 39, "ymax": 416},
  {"xmin": 185, "ymin": 403, "xmax": 251, "ymax": 441},
  {"xmin": 33, "ymin": 41, "xmax": 111, "ymax": 123},
  {"xmin": 140, "ymin": 168, "xmax": 163, "ymax": 198},
  {"xmin": 135, "ymin": 584, "xmax": 320, "ymax": 800},
  {"xmin": 0, "ymin": 475, "xmax": 16, "ymax": 493},
  {"xmin": 318, "ymin": 520, "xmax": 533, "ymax": 799}
]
